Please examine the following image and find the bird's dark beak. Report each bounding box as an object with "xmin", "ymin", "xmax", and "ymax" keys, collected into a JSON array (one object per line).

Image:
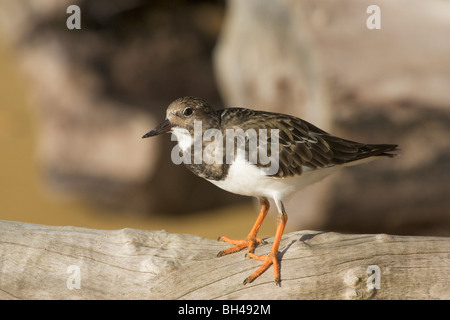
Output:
[{"xmin": 142, "ymin": 119, "xmax": 173, "ymax": 138}]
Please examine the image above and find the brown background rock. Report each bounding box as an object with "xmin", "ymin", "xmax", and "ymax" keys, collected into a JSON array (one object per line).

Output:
[{"xmin": 0, "ymin": 0, "xmax": 242, "ymax": 214}]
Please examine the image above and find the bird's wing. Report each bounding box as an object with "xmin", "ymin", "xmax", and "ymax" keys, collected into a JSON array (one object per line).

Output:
[{"xmin": 220, "ymin": 108, "xmax": 397, "ymax": 178}]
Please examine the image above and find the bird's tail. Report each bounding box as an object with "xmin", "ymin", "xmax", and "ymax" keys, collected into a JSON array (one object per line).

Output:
[
  {"xmin": 322, "ymin": 133, "xmax": 399, "ymax": 165},
  {"xmin": 361, "ymin": 143, "xmax": 399, "ymax": 158}
]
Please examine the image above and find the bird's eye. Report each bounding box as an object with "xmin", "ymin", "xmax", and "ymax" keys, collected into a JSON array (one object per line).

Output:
[{"xmin": 183, "ymin": 107, "xmax": 193, "ymax": 117}]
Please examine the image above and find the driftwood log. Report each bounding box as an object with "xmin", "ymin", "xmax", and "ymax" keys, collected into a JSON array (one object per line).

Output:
[{"xmin": 0, "ymin": 220, "xmax": 448, "ymax": 300}]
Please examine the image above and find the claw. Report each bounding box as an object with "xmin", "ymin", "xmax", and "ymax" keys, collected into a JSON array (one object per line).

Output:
[
  {"xmin": 243, "ymin": 276, "xmax": 252, "ymax": 285},
  {"xmin": 274, "ymin": 278, "xmax": 281, "ymax": 287},
  {"xmin": 217, "ymin": 250, "xmax": 226, "ymax": 257}
]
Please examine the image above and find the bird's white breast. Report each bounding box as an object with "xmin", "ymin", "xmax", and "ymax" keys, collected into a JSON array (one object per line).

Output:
[{"xmin": 207, "ymin": 157, "xmax": 343, "ymax": 202}]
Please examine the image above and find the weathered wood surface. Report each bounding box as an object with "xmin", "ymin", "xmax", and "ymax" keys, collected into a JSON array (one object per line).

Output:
[{"xmin": 0, "ymin": 220, "xmax": 448, "ymax": 299}]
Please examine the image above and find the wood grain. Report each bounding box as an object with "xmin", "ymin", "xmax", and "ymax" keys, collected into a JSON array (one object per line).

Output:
[{"xmin": 0, "ymin": 220, "xmax": 448, "ymax": 299}]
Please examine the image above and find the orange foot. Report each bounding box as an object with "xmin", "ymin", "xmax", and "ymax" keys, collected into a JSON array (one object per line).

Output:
[
  {"xmin": 216, "ymin": 197, "xmax": 288, "ymax": 286},
  {"xmin": 217, "ymin": 197, "xmax": 270, "ymax": 257},
  {"xmin": 217, "ymin": 235, "xmax": 267, "ymax": 257},
  {"xmin": 244, "ymin": 251, "xmax": 280, "ymax": 286}
]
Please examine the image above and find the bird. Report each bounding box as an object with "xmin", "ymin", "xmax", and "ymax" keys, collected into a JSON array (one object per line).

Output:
[{"xmin": 142, "ymin": 96, "xmax": 398, "ymax": 286}]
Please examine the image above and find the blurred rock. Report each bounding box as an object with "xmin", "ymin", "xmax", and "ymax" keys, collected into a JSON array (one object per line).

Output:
[
  {"xmin": 214, "ymin": 0, "xmax": 450, "ymax": 235},
  {"xmin": 0, "ymin": 0, "xmax": 244, "ymax": 213}
]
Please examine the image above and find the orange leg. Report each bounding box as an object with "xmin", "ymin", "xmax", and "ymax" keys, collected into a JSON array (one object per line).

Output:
[
  {"xmin": 244, "ymin": 211, "xmax": 287, "ymax": 286},
  {"xmin": 217, "ymin": 197, "xmax": 269, "ymax": 257}
]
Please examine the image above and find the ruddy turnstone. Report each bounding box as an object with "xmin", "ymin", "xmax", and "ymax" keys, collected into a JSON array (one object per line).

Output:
[{"xmin": 142, "ymin": 96, "xmax": 398, "ymax": 286}]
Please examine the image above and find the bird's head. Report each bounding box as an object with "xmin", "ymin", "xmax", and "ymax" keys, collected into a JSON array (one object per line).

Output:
[{"xmin": 142, "ymin": 96, "xmax": 216, "ymax": 138}]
